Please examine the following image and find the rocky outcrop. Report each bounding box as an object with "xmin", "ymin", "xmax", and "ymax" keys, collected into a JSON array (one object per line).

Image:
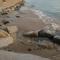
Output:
[
  {"xmin": 0, "ymin": 0, "xmax": 24, "ymax": 14},
  {"xmin": 23, "ymin": 23, "xmax": 60, "ymax": 38},
  {"xmin": 38, "ymin": 30, "xmax": 54, "ymax": 39},
  {"xmin": 23, "ymin": 23, "xmax": 60, "ymax": 45},
  {"xmin": 0, "ymin": 24, "xmax": 18, "ymax": 48}
]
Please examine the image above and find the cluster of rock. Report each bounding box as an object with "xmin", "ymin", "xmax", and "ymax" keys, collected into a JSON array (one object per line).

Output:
[
  {"xmin": 23, "ymin": 23, "xmax": 60, "ymax": 48},
  {"xmin": 38, "ymin": 23, "xmax": 60, "ymax": 44},
  {"xmin": 0, "ymin": 20, "xmax": 18, "ymax": 48},
  {"xmin": 0, "ymin": 0, "xmax": 24, "ymax": 15}
]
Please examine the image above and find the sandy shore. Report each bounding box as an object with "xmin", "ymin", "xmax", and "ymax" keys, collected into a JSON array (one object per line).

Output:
[
  {"xmin": 0, "ymin": 6, "xmax": 60, "ymax": 60},
  {"xmin": 0, "ymin": 50, "xmax": 50, "ymax": 60}
]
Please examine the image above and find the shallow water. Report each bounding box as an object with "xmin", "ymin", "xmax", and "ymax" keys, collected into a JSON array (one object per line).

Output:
[{"xmin": 25, "ymin": 0, "xmax": 60, "ymax": 19}]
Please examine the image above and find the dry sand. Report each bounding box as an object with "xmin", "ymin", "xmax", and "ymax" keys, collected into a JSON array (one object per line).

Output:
[{"xmin": 0, "ymin": 50, "xmax": 50, "ymax": 60}]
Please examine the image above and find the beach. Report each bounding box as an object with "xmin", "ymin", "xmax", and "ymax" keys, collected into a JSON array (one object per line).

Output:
[{"xmin": 0, "ymin": 6, "xmax": 60, "ymax": 60}]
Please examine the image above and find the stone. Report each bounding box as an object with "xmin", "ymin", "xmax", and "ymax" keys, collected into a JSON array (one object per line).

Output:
[
  {"xmin": 51, "ymin": 35, "xmax": 60, "ymax": 45},
  {"xmin": 49, "ymin": 31, "xmax": 60, "ymax": 44},
  {"xmin": 0, "ymin": 25, "xmax": 9, "ymax": 33},
  {"xmin": 23, "ymin": 31, "xmax": 38, "ymax": 37},
  {"xmin": 38, "ymin": 23, "xmax": 60, "ymax": 45},
  {"xmin": 1, "ymin": 12, "xmax": 8, "ymax": 15},
  {"xmin": 0, "ymin": 36, "xmax": 13, "ymax": 48},
  {"xmin": 0, "ymin": 29, "xmax": 14, "ymax": 48},
  {"xmin": 0, "ymin": 0, "xmax": 24, "ymax": 13},
  {"xmin": 23, "ymin": 23, "xmax": 60, "ymax": 44},
  {"xmin": 2, "ymin": 20, "xmax": 10, "ymax": 25},
  {"xmin": 6, "ymin": 26, "xmax": 18, "ymax": 33},
  {"xmin": 38, "ymin": 30, "xmax": 54, "ymax": 39},
  {"xmin": 0, "ymin": 29, "xmax": 9, "ymax": 38},
  {"xmin": 16, "ymin": 15, "xmax": 20, "ymax": 18},
  {"xmin": 38, "ymin": 23, "xmax": 60, "ymax": 38}
]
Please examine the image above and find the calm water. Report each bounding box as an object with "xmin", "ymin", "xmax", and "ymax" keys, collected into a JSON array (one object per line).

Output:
[{"xmin": 25, "ymin": 0, "xmax": 60, "ymax": 19}]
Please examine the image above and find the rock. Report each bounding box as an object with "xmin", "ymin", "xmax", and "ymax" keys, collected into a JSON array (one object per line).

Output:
[
  {"xmin": 6, "ymin": 26, "xmax": 18, "ymax": 40},
  {"xmin": 38, "ymin": 23, "xmax": 60, "ymax": 38},
  {"xmin": 51, "ymin": 35, "xmax": 60, "ymax": 45},
  {"xmin": 1, "ymin": 12, "xmax": 8, "ymax": 15},
  {"xmin": 23, "ymin": 31, "xmax": 38, "ymax": 37},
  {"xmin": 0, "ymin": 29, "xmax": 14, "ymax": 48},
  {"xmin": 6, "ymin": 26, "xmax": 18, "ymax": 33},
  {"xmin": 0, "ymin": 25, "xmax": 8, "ymax": 33},
  {"xmin": 38, "ymin": 23, "xmax": 60, "ymax": 44},
  {"xmin": 2, "ymin": 20, "xmax": 10, "ymax": 25},
  {"xmin": 23, "ymin": 23, "xmax": 60, "ymax": 40},
  {"xmin": 16, "ymin": 15, "xmax": 20, "ymax": 18},
  {"xmin": 0, "ymin": 29, "xmax": 9, "ymax": 38},
  {"xmin": 0, "ymin": 36, "xmax": 13, "ymax": 48},
  {"xmin": 38, "ymin": 30, "xmax": 54, "ymax": 39}
]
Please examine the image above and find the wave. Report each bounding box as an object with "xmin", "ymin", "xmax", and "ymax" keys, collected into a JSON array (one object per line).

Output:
[
  {"xmin": 30, "ymin": 8, "xmax": 56, "ymax": 24},
  {"xmin": 21, "ymin": 5, "xmax": 60, "ymax": 24}
]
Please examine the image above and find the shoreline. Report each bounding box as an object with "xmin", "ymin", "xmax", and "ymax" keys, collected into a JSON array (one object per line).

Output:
[{"xmin": 0, "ymin": 6, "xmax": 60, "ymax": 60}]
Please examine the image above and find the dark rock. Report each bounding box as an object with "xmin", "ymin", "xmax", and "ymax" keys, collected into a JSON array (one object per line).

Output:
[
  {"xmin": 38, "ymin": 30, "xmax": 54, "ymax": 39},
  {"xmin": 2, "ymin": 20, "xmax": 10, "ymax": 25},
  {"xmin": 1, "ymin": 12, "xmax": 8, "ymax": 15},
  {"xmin": 38, "ymin": 23, "xmax": 60, "ymax": 40},
  {"xmin": 27, "ymin": 48, "xmax": 32, "ymax": 52},
  {"xmin": 16, "ymin": 15, "xmax": 20, "ymax": 18},
  {"xmin": 51, "ymin": 35, "xmax": 60, "ymax": 45}
]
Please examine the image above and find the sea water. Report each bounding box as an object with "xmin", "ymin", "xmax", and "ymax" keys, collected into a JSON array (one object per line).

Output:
[{"xmin": 25, "ymin": 0, "xmax": 60, "ymax": 23}]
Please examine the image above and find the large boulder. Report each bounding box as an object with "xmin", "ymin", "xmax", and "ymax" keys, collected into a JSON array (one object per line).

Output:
[{"xmin": 51, "ymin": 35, "xmax": 60, "ymax": 45}]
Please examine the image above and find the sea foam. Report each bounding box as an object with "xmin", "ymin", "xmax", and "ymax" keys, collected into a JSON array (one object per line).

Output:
[{"xmin": 30, "ymin": 8, "xmax": 56, "ymax": 24}]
